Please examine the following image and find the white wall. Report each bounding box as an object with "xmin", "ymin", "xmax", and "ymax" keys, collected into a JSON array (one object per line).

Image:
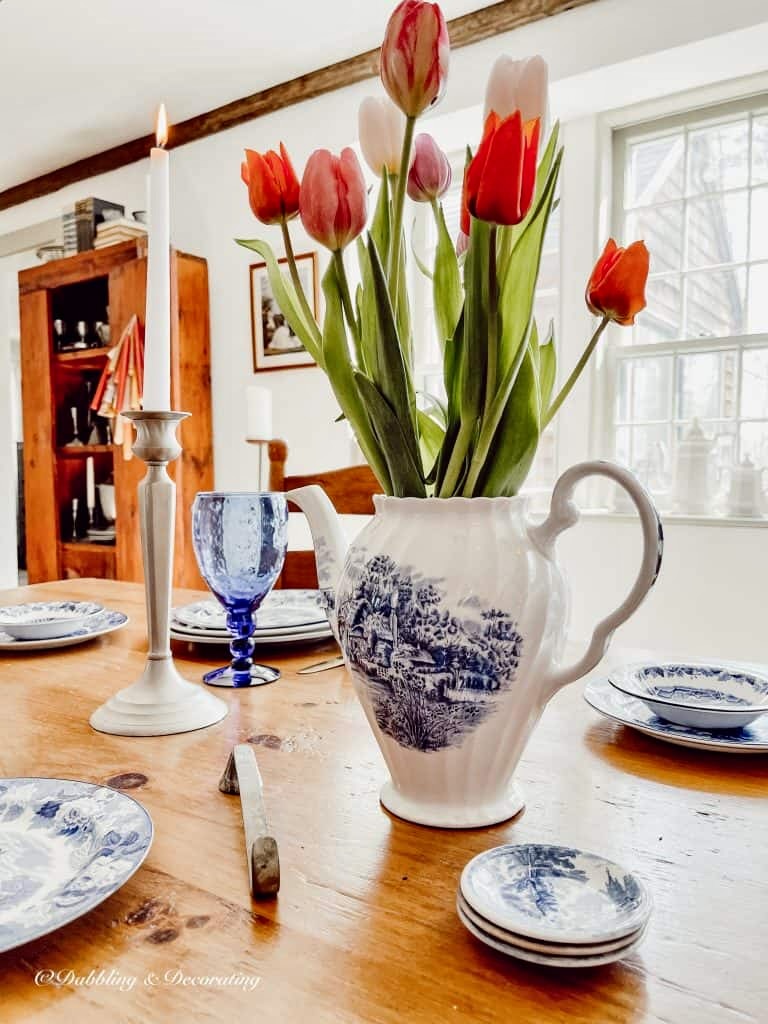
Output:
[{"xmin": 2, "ymin": 0, "xmax": 768, "ymax": 657}]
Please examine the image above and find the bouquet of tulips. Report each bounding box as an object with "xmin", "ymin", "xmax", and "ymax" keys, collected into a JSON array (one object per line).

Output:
[{"xmin": 238, "ymin": 0, "xmax": 650, "ymax": 498}]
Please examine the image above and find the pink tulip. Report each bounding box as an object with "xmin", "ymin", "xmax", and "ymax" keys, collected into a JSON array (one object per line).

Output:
[
  {"xmin": 359, "ymin": 96, "xmax": 406, "ymax": 177},
  {"xmin": 484, "ymin": 55, "xmax": 548, "ymax": 125},
  {"xmin": 380, "ymin": 0, "xmax": 450, "ymax": 118},
  {"xmin": 299, "ymin": 148, "xmax": 368, "ymax": 251},
  {"xmin": 456, "ymin": 230, "xmax": 469, "ymax": 256},
  {"xmin": 407, "ymin": 133, "xmax": 451, "ymax": 202}
]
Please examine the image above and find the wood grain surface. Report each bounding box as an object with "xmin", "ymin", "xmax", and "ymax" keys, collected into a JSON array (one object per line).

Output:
[
  {"xmin": 0, "ymin": 578, "xmax": 765, "ymax": 1023},
  {"xmin": 0, "ymin": 0, "xmax": 598, "ymax": 211}
]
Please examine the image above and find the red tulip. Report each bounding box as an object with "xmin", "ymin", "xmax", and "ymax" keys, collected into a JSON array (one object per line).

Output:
[
  {"xmin": 241, "ymin": 143, "xmax": 300, "ymax": 224},
  {"xmin": 464, "ymin": 111, "xmax": 540, "ymax": 229},
  {"xmin": 586, "ymin": 239, "xmax": 650, "ymax": 326},
  {"xmin": 299, "ymin": 148, "xmax": 368, "ymax": 251},
  {"xmin": 380, "ymin": 0, "xmax": 450, "ymax": 118},
  {"xmin": 407, "ymin": 133, "xmax": 451, "ymax": 202}
]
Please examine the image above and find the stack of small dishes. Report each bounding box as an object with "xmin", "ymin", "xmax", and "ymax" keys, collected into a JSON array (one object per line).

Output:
[
  {"xmin": 585, "ymin": 661, "xmax": 768, "ymax": 753},
  {"xmin": 0, "ymin": 600, "xmax": 128, "ymax": 652},
  {"xmin": 457, "ymin": 843, "xmax": 651, "ymax": 968},
  {"xmin": 170, "ymin": 589, "xmax": 333, "ymax": 647}
]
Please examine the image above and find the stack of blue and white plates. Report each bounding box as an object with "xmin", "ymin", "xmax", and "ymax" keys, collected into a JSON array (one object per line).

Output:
[
  {"xmin": 170, "ymin": 589, "xmax": 333, "ymax": 647},
  {"xmin": 0, "ymin": 600, "xmax": 127, "ymax": 652},
  {"xmin": 585, "ymin": 661, "xmax": 768, "ymax": 753},
  {"xmin": 457, "ymin": 843, "xmax": 651, "ymax": 968}
]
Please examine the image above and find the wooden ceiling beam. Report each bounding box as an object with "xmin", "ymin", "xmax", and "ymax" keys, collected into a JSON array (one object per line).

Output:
[{"xmin": 0, "ymin": 0, "xmax": 596, "ymax": 212}]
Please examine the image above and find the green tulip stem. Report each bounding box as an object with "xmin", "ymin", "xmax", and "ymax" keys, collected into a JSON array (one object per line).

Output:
[
  {"xmin": 332, "ymin": 249, "xmax": 363, "ymax": 364},
  {"xmin": 542, "ymin": 315, "xmax": 610, "ymax": 429},
  {"xmin": 281, "ymin": 219, "xmax": 318, "ymax": 334},
  {"xmin": 484, "ymin": 224, "xmax": 499, "ymax": 421},
  {"xmin": 461, "ymin": 329, "xmax": 530, "ymax": 498},
  {"xmin": 438, "ymin": 419, "xmax": 474, "ymax": 498},
  {"xmin": 388, "ymin": 115, "xmax": 416, "ymax": 300}
]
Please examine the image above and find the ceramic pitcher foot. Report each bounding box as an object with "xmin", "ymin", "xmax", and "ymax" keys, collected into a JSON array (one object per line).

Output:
[{"xmin": 379, "ymin": 780, "xmax": 525, "ymax": 829}]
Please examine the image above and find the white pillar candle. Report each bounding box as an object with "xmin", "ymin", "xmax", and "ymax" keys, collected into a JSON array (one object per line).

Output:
[
  {"xmin": 86, "ymin": 456, "xmax": 95, "ymax": 510},
  {"xmin": 246, "ymin": 385, "xmax": 273, "ymax": 440},
  {"xmin": 143, "ymin": 104, "xmax": 171, "ymax": 411}
]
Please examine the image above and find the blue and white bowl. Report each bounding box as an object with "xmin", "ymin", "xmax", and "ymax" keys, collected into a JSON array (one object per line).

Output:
[
  {"xmin": 460, "ymin": 843, "xmax": 651, "ymax": 944},
  {"xmin": 0, "ymin": 600, "xmax": 103, "ymax": 640},
  {"xmin": 608, "ymin": 662, "xmax": 768, "ymax": 729}
]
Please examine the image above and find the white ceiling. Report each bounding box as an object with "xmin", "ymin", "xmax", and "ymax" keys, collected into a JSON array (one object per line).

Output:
[{"xmin": 0, "ymin": 0, "xmax": 485, "ymax": 192}]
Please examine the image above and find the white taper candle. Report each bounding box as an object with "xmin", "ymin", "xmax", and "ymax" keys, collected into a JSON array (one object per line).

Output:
[{"xmin": 143, "ymin": 104, "xmax": 171, "ymax": 411}]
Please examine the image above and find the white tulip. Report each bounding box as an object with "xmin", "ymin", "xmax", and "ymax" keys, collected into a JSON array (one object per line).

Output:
[
  {"xmin": 358, "ymin": 96, "xmax": 407, "ymax": 177},
  {"xmin": 483, "ymin": 54, "xmax": 549, "ymax": 125}
]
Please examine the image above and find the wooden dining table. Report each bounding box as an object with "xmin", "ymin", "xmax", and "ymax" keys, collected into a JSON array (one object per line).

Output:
[{"xmin": 0, "ymin": 577, "xmax": 766, "ymax": 1023}]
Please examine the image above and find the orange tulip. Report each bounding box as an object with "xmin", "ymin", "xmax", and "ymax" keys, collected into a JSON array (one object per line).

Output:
[
  {"xmin": 241, "ymin": 143, "xmax": 300, "ymax": 225},
  {"xmin": 586, "ymin": 239, "xmax": 650, "ymax": 326},
  {"xmin": 299, "ymin": 148, "xmax": 368, "ymax": 252},
  {"xmin": 463, "ymin": 111, "xmax": 540, "ymax": 230},
  {"xmin": 380, "ymin": 0, "xmax": 449, "ymax": 118}
]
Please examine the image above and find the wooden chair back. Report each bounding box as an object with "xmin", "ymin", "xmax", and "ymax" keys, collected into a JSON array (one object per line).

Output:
[{"xmin": 268, "ymin": 439, "xmax": 381, "ymax": 589}]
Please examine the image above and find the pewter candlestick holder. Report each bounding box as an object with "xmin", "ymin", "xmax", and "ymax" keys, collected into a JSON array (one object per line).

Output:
[{"xmin": 90, "ymin": 411, "xmax": 227, "ymax": 736}]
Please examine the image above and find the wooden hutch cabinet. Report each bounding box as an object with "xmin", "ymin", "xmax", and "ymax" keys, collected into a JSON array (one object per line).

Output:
[{"xmin": 18, "ymin": 240, "xmax": 213, "ymax": 588}]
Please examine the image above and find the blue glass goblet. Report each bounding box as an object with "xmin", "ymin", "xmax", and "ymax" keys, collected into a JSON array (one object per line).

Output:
[{"xmin": 192, "ymin": 492, "xmax": 288, "ymax": 687}]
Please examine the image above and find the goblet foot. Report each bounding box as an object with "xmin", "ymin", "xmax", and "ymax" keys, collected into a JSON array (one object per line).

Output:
[{"xmin": 203, "ymin": 663, "xmax": 281, "ymax": 688}]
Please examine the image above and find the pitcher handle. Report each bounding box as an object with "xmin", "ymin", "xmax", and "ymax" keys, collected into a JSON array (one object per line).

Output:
[{"xmin": 529, "ymin": 460, "xmax": 663, "ymax": 698}]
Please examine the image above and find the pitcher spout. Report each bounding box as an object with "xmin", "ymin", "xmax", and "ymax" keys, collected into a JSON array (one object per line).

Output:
[{"xmin": 286, "ymin": 485, "xmax": 349, "ymax": 597}]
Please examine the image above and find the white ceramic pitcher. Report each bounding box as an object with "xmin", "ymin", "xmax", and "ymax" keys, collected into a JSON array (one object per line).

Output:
[{"xmin": 289, "ymin": 460, "xmax": 662, "ymax": 828}]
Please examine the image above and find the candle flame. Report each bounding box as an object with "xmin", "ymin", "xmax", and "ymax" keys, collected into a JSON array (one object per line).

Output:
[{"xmin": 155, "ymin": 103, "xmax": 168, "ymax": 148}]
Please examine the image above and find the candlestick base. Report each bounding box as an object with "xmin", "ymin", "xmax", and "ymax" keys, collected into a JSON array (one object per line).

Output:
[
  {"xmin": 90, "ymin": 409, "xmax": 227, "ymax": 737},
  {"xmin": 90, "ymin": 657, "xmax": 227, "ymax": 736}
]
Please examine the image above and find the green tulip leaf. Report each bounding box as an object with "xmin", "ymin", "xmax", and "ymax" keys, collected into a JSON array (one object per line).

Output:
[
  {"xmin": 354, "ymin": 371, "xmax": 426, "ymax": 497},
  {"xmin": 432, "ymin": 200, "xmax": 462, "ymax": 351},
  {"xmin": 417, "ymin": 407, "xmax": 445, "ymax": 479},
  {"xmin": 539, "ymin": 318, "xmax": 557, "ymax": 415},
  {"xmin": 476, "ymin": 333, "xmax": 541, "ymax": 497},
  {"xmin": 321, "ymin": 260, "xmax": 391, "ymax": 492},
  {"xmin": 460, "ymin": 216, "xmax": 490, "ymax": 423},
  {"xmin": 366, "ymin": 235, "xmax": 421, "ymax": 469}
]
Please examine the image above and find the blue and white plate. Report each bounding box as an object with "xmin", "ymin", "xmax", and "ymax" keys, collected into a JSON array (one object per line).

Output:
[
  {"xmin": 586, "ymin": 677, "xmax": 768, "ymax": 753},
  {"xmin": 0, "ymin": 778, "xmax": 153, "ymax": 953},
  {"xmin": 460, "ymin": 843, "xmax": 651, "ymax": 944},
  {"xmin": 0, "ymin": 609, "xmax": 128, "ymax": 652},
  {"xmin": 173, "ymin": 589, "xmax": 328, "ymax": 633},
  {"xmin": 0, "ymin": 600, "xmax": 103, "ymax": 641},
  {"xmin": 456, "ymin": 899, "xmax": 646, "ymax": 968},
  {"xmin": 455, "ymin": 890, "xmax": 646, "ymax": 955},
  {"xmin": 608, "ymin": 662, "xmax": 768, "ymax": 728}
]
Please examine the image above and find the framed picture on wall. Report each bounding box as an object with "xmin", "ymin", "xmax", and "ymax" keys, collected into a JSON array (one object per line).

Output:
[{"xmin": 249, "ymin": 251, "xmax": 319, "ymax": 371}]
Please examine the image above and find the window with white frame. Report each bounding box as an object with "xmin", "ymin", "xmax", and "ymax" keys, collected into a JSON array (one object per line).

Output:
[
  {"xmin": 412, "ymin": 160, "xmax": 561, "ymax": 501},
  {"xmin": 609, "ymin": 96, "xmax": 768, "ymax": 512}
]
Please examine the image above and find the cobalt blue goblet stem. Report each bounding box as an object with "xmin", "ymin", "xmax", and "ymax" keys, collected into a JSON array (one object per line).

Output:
[
  {"xmin": 192, "ymin": 492, "xmax": 289, "ymax": 688},
  {"xmin": 227, "ymin": 609, "xmax": 256, "ymax": 687}
]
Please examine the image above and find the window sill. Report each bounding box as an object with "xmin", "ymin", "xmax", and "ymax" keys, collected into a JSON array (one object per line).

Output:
[{"xmin": 578, "ymin": 508, "xmax": 768, "ymax": 529}]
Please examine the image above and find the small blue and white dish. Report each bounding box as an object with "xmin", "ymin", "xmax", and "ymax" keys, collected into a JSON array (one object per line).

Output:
[
  {"xmin": 0, "ymin": 600, "xmax": 103, "ymax": 641},
  {"xmin": 608, "ymin": 662, "xmax": 768, "ymax": 729},
  {"xmin": 460, "ymin": 843, "xmax": 651, "ymax": 944},
  {"xmin": 0, "ymin": 609, "xmax": 128, "ymax": 652},
  {"xmin": 0, "ymin": 777, "xmax": 153, "ymax": 953},
  {"xmin": 585, "ymin": 677, "xmax": 768, "ymax": 753},
  {"xmin": 455, "ymin": 898, "xmax": 646, "ymax": 968}
]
